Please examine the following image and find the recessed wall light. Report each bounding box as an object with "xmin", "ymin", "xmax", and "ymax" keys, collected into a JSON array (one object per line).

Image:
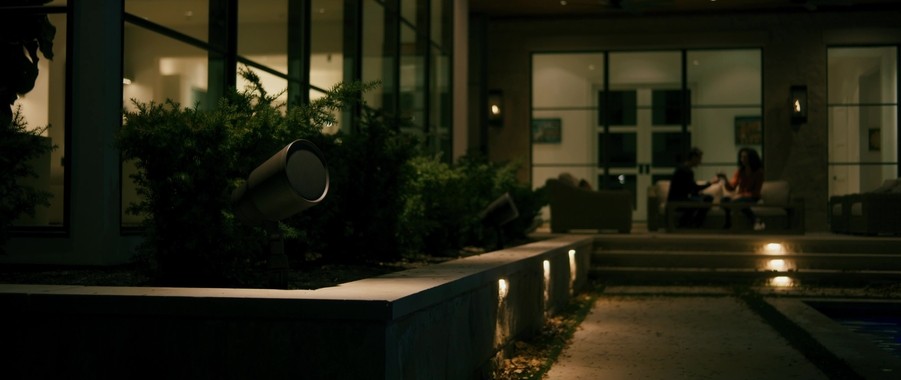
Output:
[{"xmin": 560, "ymin": 1, "xmax": 567, "ymax": 5}]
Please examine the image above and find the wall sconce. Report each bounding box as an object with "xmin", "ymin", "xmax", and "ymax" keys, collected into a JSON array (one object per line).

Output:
[
  {"xmin": 790, "ymin": 85, "xmax": 807, "ymax": 124},
  {"xmin": 488, "ymin": 89, "xmax": 503, "ymax": 126}
]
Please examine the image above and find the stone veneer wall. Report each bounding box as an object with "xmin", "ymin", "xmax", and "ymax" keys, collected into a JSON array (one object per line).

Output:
[
  {"xmin": 0, "ymin": 235, "xmax": 593, "ymax": 379},
  {"xmin": 479, "ymin": 10, "xmax": 901, "ymax": 232}
]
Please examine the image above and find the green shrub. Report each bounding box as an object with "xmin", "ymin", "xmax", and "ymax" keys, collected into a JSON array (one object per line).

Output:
[
  {"xmin": 401, "ymin": 153, "xmax": 548, "ymax": 256},
  {"xmin": 119, "ymin": 69, "xmax": 371, "ymax": 286},
  {"xmin": 119, "ymin": 69, "xmax": 548, "ymax": 286},
  {"xmin": 286, "ymin": 107, "xmax": 419, "ymax": 263},
  {"xmin": 0, "ymin": 109, "xmax": 54, "ymax": 251},
  {"xmin": 400, "ymin": 155, "xmax": 466, "ymax": 255}
]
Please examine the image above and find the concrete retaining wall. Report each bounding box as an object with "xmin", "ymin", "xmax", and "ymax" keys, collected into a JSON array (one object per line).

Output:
[{"xmin": 0, "ymin": 235, "xmax": 593, "ymax": 379}]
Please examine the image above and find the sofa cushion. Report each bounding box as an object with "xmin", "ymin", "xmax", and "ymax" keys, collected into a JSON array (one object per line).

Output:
[{"xmin": 760, "ymin": 180, "xmax": 790, "ymax": 205}]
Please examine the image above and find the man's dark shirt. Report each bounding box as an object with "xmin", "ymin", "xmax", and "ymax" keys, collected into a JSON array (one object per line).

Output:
[{"xmin": 667, "ymin": 163, "xmax": 710, "ymax": 202}]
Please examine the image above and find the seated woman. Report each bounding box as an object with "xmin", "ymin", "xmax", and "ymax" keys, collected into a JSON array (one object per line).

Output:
[{"xmin": 719, "ymin": 147, "xmax": 765, "ymax": 230}]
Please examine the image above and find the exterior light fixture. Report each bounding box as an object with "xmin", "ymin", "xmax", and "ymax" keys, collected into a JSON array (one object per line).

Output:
[
  {"xmin": 767, "ymin": 259, "xmax": 786, "ymax": 271},
  {"xmin": 488, "ymin": 89, "xmax": 504, "ymax": 126},
  {"xmin": 568, "ymin": 249, "xmax": 577, "ymax": 294},
  {"xmin": 790, "ymin": 85, "xmax": 807, "ymax": 124},
  {"xmin": 480, "ymin": 192, "xmax": 519, "ymax": 250},
  {"xmin": 498, "ymin": 278, "xmax": 509, "ymax": 301},
  {"xmin": 768, "ymin": 276, "xmax": 795, "ymax": 288},
  {"xmin": 762, "ymin": 242, "xmax": 785, "ymax": 255},
  {"xmin": 232, "ymin": 139, "xmax": 329, "ymax": 226},
  {"xmin": 231, "ymin": 139, "xmax": 329, "ymax": 287},
  {"xmin": 543, "ymin": 260, "xmax": 552, "ymax": 314}
]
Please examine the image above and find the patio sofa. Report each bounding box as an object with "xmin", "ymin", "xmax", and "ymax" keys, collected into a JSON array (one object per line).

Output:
[
  {"xmin": 829, "ymin": 179, "xmax": 901, "ymax": 236},
  {"xmin": 647, "ymin": 179, "xmax": 804, "ymax": 234},
  {"xmin": 546, "ymin": 178, "xmax": 632, "ymax": 233}
]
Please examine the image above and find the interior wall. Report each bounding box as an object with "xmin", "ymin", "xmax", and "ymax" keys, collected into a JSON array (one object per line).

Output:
[{"xmin": 480, "ymin": 10, "xmax": 901, "ymax": 232}]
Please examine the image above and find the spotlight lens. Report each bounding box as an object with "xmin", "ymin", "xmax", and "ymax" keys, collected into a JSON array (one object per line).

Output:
[{"xmin": 287, "ymin": 149, "xmax": 328, "ymax": 200}]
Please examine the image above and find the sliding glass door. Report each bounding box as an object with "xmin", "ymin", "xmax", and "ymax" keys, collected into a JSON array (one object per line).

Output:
[
  {"xmin": 600, "ymin": 51, "xmax": 685, "ymax": 220},
  {"xmin": 532, "ymin": 49, "xmax": 762, "ymax": 224}
]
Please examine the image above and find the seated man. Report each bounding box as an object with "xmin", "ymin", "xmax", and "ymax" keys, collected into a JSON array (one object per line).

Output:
[{"xmin": 667, "ymin": 147, "xmax": 719, "ymax": 228}]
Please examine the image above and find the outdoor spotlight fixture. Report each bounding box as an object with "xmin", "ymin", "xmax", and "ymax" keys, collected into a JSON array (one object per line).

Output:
[
  {"xmin": 790, "ymin": 85, "xmax": 807, "ymax": 124},
  {"xmin": 232, "ymin": 139, "xmax": 329, "ymax": 226},
  {"xmin": 480, "ymin": 192, "xmax": 520, "ymax": 250},
  {"xmin": 488, "ymin": 89, "xmax": 504, "ymax": 126},
  {"xmin": 231, "ymin": 139, "xmax": 329, "ymax": 287}
]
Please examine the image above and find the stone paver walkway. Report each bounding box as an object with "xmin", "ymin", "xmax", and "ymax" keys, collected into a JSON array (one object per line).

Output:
[{"xmin": 546, "ymin": 288, "xmax": 825, "ymax": 380}]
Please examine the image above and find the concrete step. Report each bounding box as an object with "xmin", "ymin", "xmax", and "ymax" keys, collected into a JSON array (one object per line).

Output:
[
  {"xmin": 589, "ymin": 234, "xmax": 901, "ymax": 286},
  {"xmin": 592, "ymin": 235, "xmax": 901, "ymax": 255},
  {"xmin": 589, "ymin": 267, "xmax": 901, "ymax": 286},
  {"xmin": 592, "ymin": 250, "xmax": 901, "ymax": 272}
]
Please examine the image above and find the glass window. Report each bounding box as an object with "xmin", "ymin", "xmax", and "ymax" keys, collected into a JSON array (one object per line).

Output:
[
  {"xmin": 531, "ymin": 52, "xmax": 604, "ymax": 219},
  {"xmin": 125, "ymin": 0, "xmax": 209, "ymax": 42},
  {"xmin": 598, "ymin": 90, "xmax": 637, "ymax": 126},
  {"xmin": 122, "ymin": 23, "xmax": 211, "ymax": 228},
  {"xmin": 362, "ymin": 0, "xmax": 385, "ymax": 109},
  {"xmin": 123, "ymin": 25, "xmax": 210, "ymax": 108},
  {"xmin": 652, "ymin": 89, "xmax": 690, "ymax": 125},
  {"xmin": 430, "ymin": 46, "xmax": 451, "ymax": 160},
  {"xmin": 238, "ymin": 0, "xmax": 288, "ymax": 96},
  {"xmin": 686, "ymin": 49, "xmax": 762, "ymax": 169},
  {"xmin": 533, "ymin": 53, "xmax": 604, "ymax": 109},
  {"xmin": 10, "ymin": 12, "xmax": 68, "ymax": 228},
  {"xmin": 400, "ymin": 24, "xmax": 424, "ymax": 132},
  {"xmin": 430, "ymin": 0, "xmax": 445, "ymax": 47},
  {"xmin": 401, "ymin": 0, "xmax": 418, "ymax": 26},
  {"xmin": 605, "ymin": 50, "xmax": 682, "ymax": 200},
  {"xmin": 238, "ymin": 59, "xmax": 289, "ymax": 107},
  {"xmin": 311, "ymin": 0, "xmax": 344, "ymax": 93},
  {"xmin": 652, "ymin": 132, "xmax": 688, "ymax": 168},
  {"xmin": 599, "ymin": 132, "xmax": 637, "ymax": 168},
  {"xmin": 828, "ymin": 46, "xmax": 899, "ymax": 196},
  {"xmin": 607, "ymin": 51, "xmax": 682, "ymax": 172}
]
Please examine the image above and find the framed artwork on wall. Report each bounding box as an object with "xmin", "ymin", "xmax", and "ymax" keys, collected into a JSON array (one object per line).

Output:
[
  {"xmin": 532, "ymin": 118, "xmax": 562, "ymax": 143},
  {"xmin": 734, "ymin": 116, "xmax": 762, "ymax": 145}
]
